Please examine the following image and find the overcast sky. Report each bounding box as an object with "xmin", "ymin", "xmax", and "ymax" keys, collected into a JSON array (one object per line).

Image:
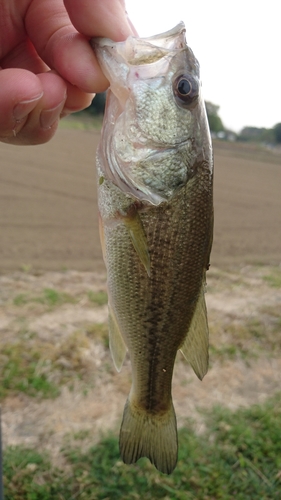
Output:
[{"xmin": 126, "ymin": 0, "xmax": 280, "ymax": 132}]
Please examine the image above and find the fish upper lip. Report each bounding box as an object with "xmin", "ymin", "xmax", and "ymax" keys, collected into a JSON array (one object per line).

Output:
[{"xmin": 92, "ymin": 22, "xmax": 186, "ymax": 51}]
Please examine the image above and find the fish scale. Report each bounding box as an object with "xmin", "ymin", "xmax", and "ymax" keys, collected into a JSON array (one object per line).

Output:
[{"xmin": 92, "ymin": 22, "xmax": 213, "ymax": 474}]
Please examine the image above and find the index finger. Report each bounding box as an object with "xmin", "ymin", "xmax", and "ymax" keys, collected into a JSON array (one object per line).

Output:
[
  {"xmin": 64, "ymin": 0, "xmax": 136, "ymax": 40},
  {"xmin": 26, "ymin": 0, "xmax": 134, "ymax": 94}
]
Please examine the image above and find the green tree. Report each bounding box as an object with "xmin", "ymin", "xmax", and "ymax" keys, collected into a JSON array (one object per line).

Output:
[
  {"xmin": 86, "ymin": 92, "xmax": 106, "ymax": 115},
  {"xmin": 238, "ymin": 126, "xmax": 275, "ymax": 143},
  {"xmin": 205, "ymin": 101, "xmax": 224, "ymax": 133},
  {"xmin": 273, "ymin": 122, "xmax": 281, "ymax": 143}
]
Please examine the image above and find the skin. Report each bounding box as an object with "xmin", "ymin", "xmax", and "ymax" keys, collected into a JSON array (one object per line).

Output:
[{"xmin": 0, "ymin": 0, "xmax": 135, "ymax": 145}]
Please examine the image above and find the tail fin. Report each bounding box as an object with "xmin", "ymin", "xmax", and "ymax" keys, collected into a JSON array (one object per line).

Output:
[{"xmin": 119, "ymin": 398, "xmax": 178, "ymax": 474}]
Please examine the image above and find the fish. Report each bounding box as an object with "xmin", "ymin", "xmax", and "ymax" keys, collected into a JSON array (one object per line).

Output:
[{"xmin": 92, "ymin": 22, "xmax": 213, "ymax": 474}]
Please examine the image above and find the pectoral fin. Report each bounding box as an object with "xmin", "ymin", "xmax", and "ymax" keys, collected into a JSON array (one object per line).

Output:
[
  {"xmin": 98, "ymin": 214, "xmax": 106, "ymax": 263},
  {"xmin": 123, "ymin": 205, "xmax": 151, "ymax": 277},
  {"xmin": 108, "ymin": 303, "xmax": 127, "ymax": 372},
  {"xmin": 180, "ymin": 287, "xmax": 209, "ymax": 380}
]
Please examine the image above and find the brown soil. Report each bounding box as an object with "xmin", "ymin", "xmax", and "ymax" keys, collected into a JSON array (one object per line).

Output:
[
  {"xmin": 0, "ymin": 125, "xmax": 281, "ymax": 465},
  {"xmin": 0, "ymin": 128, "xmax": 280, "ymax": 273}
]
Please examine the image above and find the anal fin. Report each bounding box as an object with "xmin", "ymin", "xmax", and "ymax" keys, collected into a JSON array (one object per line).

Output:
[
  {"xmin": 108, "ymin": 303, "xmax": 127, "ymax": 372},
  {"xmin": 180, "ymin": 286, "xmax": 209, "ymax": 380}
]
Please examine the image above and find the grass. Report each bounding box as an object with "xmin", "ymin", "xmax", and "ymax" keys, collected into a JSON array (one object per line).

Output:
[
  {"xmin": 209, "ymin": 343, "xmax": 253, "ymax": 361},
  {"xmin": 59, "ymin": 113, "xmax": 103, "ymax": 131},
  {"xmin": 3, "ymin": 392, "xmax": 281, "ymax": 499},
  {"xmin": 1, "ymin": 266, "xmax": 280, "ymax": 497},
  {"xmin": 85, "ymin": 322, "xmax": 109, "ymax": 349},
  {"xmin": 0, "ymin": 328, "xmax": 105, "ymax": 400},
  {"xmin": 13, "ymin": 287, "xmax": 108, "ymax": 309},
  {"xmin": 87, "ymin": 290, "xmax": 108, "ymax": 306},
  {"xmin": 0, "ymin": 343, "xmax": 59, "ymax": 400},
  {"xmin": 13, "ymin": 288, "xmax": 76, "ymax": 308},
  {"xmin": 209, "ymin": 309, "xmax": 281, "ymax": 362},
  {"xmin": 263, "ymin": 270, "xmax": 281, "ymax": 288}
]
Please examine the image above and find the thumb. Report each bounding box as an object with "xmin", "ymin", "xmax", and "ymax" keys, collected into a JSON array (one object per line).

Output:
[
  {"xmin": 0, "ymin": 68, "xmax": 67, "ymax": 145},
  {"xmin": 0, "ymin": 68, "xmax": 43, "ymax": 139}
]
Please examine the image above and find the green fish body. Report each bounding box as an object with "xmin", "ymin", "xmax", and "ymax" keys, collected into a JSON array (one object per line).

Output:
[{"xmin": 92, "ymin": 23, "xmax": 213, "ymax": 474}]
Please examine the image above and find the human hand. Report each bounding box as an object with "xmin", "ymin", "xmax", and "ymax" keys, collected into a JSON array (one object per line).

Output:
[{"xmin": 0, "ymin": 0, "xmax": 134, "ymax": 145}]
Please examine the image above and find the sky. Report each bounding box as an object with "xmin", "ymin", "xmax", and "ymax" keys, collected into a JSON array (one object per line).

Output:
[{"xmin": 125, "ymin": 0, "xmax": 281, "ymax": 132}]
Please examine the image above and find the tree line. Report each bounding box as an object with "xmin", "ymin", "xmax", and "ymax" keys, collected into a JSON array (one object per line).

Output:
[{"xmin": 86, "ymin": 93, "xmax": 281, "ymax": 144}]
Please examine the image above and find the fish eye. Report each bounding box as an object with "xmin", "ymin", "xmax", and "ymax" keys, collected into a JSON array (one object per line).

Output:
[{"xmin": 173, "ymin": 74, "xmax": 199, "ymax": 106}]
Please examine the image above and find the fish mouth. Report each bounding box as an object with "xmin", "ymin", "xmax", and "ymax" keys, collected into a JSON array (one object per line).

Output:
[
  {"xmin": 92, "ymin": 22, "xmax": 187, "ymax": 66},
  {"xmin": 92, "ymin": 22, "xmax": 199, "ymax": 84}
]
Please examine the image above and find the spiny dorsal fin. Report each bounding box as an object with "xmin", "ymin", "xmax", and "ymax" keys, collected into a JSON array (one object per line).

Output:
[
  {"xmin": 108, "ymin": 303, "xmax": 127, "ymax": 372},
  {"xmin": 180, "ymin": 286, "xmax": 209, "ymax": 380}
]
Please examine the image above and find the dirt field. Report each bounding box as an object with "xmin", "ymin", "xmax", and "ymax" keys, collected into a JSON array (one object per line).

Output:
[
  {"xmin": 0, "ymin": 125, "xmax": 280, "ymax": 272},
  {"xmin": 0, "ymin": 123, "xmax": 281, "ymax": 468}
]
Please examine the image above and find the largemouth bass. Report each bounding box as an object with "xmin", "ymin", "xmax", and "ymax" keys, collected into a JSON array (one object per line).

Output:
[{"xmin": 92, "ymin": 22, "xmax": 213, "ymax": 474}]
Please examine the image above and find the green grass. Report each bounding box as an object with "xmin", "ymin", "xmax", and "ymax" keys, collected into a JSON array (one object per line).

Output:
[
  {"xmin": 13, "ymin": 288, "xmax": 76, "ymax": 308},
  {"xmin": 209, "ymin": 343, "xmax": 253, "ymax": 361},
  {"xmin": 85, "ymin": 322, "xmax": 109, "ymax": 349},
  {"xmin": 0, "ymin": 327, "xmax": 108, "ymax": 400},
  {"xmin": 13, "ymin": 288, "xmax": 108, "ymax": 309},
  {"xmin": 59, "ymin": 113, "xmax": 103, "ymax": 131},
  {"xmin": 0, "ymin": 343, "xmax": 59, "ymax": 400},
  {"xmin": 3, "ymin": 448, "xmax": 67, "ymax": 499},
  {"xmin": 3, "ymin": 393, "xmax": 281, "ymax": 499},
  {"xmin": 209, "ymin": 311, "xmax": 281, "ymax": 362},
  {"xmin": 87, "ymin": 290, "xmax": 108, "ymax": 306},
  {"xmin": 263, "ymin": 270, "xmax": 281, "ymax": 288}
]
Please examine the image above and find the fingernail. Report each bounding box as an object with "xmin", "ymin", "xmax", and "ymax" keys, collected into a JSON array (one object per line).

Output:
[
  {"xmin": 60, "ymin": 110, "xmax": 71, "ymax": 119},
  {"xmin": 13, "ymin": 93, "xmax": 43, "ymax": 121},
  {"xmin": 40, "ymin": 99, "xmax": 66, "ymax": 129}
]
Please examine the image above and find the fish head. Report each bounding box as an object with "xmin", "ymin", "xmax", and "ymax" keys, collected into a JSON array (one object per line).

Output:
[{"xmin": 92, "ymin": 23, "xmax": 212, "ymax": 205}]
